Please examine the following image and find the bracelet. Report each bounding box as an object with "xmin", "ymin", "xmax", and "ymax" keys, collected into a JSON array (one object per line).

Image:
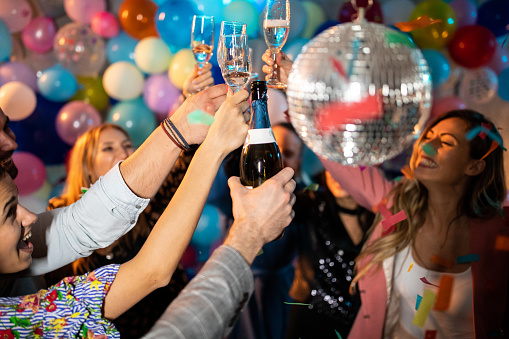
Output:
[
  {"xmin": 165, "ymin": 118, "xmax": 190, "ymax": 150},
  {"xmin": 163, "ymin": 119, "xmax": 188, "ymax": 151},
  {"xmin": 160, "ymin": 122, "xmax": 185, "ymax": 151}
]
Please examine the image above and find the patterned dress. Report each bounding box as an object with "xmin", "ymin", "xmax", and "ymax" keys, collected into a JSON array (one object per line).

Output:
[{"xmin": 0, "ymin": 265, "xmax": 120, "ymax": 339}]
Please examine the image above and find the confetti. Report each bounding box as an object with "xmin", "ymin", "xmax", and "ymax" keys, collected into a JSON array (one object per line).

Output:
[
  {"xmin": 412, "ymin": 290, "xmax": 436, "ymax": 327},
  {"xmin": 425, "ymin": 330, "xmax": 437, "ymax": 339},
  {"xmin": 330, "ymin": 57, "xmax": 348, "ymax": 80},
  {"xmin": 401, "ymin": 165, "xmax": 414, "ymax": 179},
  {"xmin": 187, "ymin": 110, "xmax": 215, "ymax": 125},
  {"xmin": 335, "ymin": 330, "xmax": 343, "ymax": 339},
  {"xmin": 479, "ymin": 122, "xmax": 493, "ymax": 139},
  {"xmin": 381, "ymin": 210, "xmax": 407, "ymax": 237},
  {"xmin": 495, "ymin": 235, "xmax": 509, "ymax": 251},
  {"xmin": 457, "ymin": 254, "xmax": 479, "ymax": 264},
  {"xmin": 420, "ymin": 277, "xmax": 439, "ymax": 288},
  {"xmin": 434, "ymin": 275, "xmax": 454, "ymax": 311},
  {"xmin": 415, "ymin": 294, "xmax": 422, "ymax": 310},
  {"xmin": 304, "ymin": 183, "xmax": 319, "ymax": 191},
  {"xmin": 408, "ymin": 262, "xmax": 414, "ymax": 272},
  {"xmin": 376, "ymin": 202, "xmax": 392, "ymax": 219},
  {"xmin": 394, "ymin": 15, "xmax": 442, "ymax": 32},
  {"xmin": 422, "ymin": 143, "xmax": 437, "ymax": 156},
  {"xmin": 430, "ymin": 254, "xmax": 454, "ymax": 269},
  {"xmin": 283, "ymin": 302, "xmax": 310, "ymax": 306},
  {"xmin": 480, "ymin": 141, "xmax": 499, "ymax": 160}
]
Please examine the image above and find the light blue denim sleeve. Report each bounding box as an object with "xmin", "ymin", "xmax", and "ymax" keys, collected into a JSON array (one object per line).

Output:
[{"xmin": 27, "ymin": 162, "xmax": 150, "ymax": 276}]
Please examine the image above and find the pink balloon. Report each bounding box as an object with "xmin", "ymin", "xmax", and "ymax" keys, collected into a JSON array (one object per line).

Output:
[
  {"xmin": 22, "ymin": 17, "xmax": 57, "ymax": 54},
  {"xmin": 13, "ymin": 152, "xmax": 47, "ymax": 196},
  {"xmin": 488, "ymin": 44, "xmax": 509, "ymax": 75},
  {"xmin": 430, "ymin": 96, "xmax": 467, "ymax": 120},
  {"xmin": 56, "ymin": 101, "xmax": 101, "ymax": 145},
  {"xmin": 91, "ymin": 11, "xmax": 119, "ymax": 38},
  {"xmin": 449, "ymin": 0, "xmax": 477, "ymax": 28},
  {"xmin": 143, "ymin": 74, "xmax": 182, "ymax": 117},
  {"xmin": 0, "ymin": 0, "xmax": 32, "ymax": 33},
  {"xmin": 0, "ymin": 61, "xmax": 37, "ymax": 91},
  {"xmin": 64, "ymin": 0, "xmax": 106, "ymax": 24}
]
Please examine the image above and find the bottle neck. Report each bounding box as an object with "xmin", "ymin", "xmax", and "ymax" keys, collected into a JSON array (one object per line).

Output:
[{"xmin": 249, "ymin": 92, "xmax": 271, "ymax": 130}]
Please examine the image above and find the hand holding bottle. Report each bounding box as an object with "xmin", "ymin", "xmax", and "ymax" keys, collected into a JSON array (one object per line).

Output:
[
  {"xmin": 262, "ymin": 49, "xmax": 293, "ymax": 87},
  {"xmin": 182, "ymin": 63, "xmax": 215, "ymax": 99}
]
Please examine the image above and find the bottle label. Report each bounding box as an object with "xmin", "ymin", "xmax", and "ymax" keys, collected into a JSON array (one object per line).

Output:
[{"xmin": 244, "ymin": 128, "xmax": 276, "ymax": 145}]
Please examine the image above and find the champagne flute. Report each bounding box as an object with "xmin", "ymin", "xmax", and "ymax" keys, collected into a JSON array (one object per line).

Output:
[
  {"xmin": 218, "ymin": 34, "xmax": 251, "ymax": 94},
  {"xmin": 263, "ymin": 0, "xmax": 290, "ymax": 89},
  {"xmin": 220, "ymin": 21, "xmax": 246, "ymax": 36},
  {"xmin": 191, "ymin": 15, "xmax": 215, "ymax": 68}
]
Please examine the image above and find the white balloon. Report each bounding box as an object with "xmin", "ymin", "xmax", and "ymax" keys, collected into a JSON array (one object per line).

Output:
[
  {"xmin": 103, "ymin": 61, "xmax": 144, "ymax": 101},
  {"xmin": 0, "ymin": 81, "xmax": 37, "ymax": 121},
  {"xmin": 134, "ymin": 37, "xmax": 173, "ymax": 74},
  {"xmin": 459, "ymin": 67, "xmax": 498, "ymax": 105}
]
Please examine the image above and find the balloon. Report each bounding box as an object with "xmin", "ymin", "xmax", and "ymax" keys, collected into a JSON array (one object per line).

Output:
[
  {"xmin": 118, "ymin": 0, "xmax": 158, "ymax": 40},
  {"xmin": 191, "ymin": 0, "xmax": 224, "ymax": 22},
  {"xmin": 168, "ymin": 49, "xmax": 197, "ymax": 89},
  {"xmin": 55, "ymin": 101, "xmax": 101, "ymax": 145},
  {"xmin": 0, "ymin": 0, "xmax": 32, "ymax": 33},
  {"xmin": 477, "ymin": 0, "xmax": 509, "ymax": 37},
  {"xmin": 409, "ymin": 0, "xmax": 456, "ymax": 50},
  {"xmin": 421, "ymin": 49, "xmax": 450, "ymax": 88},
  {"xmin": 134, "ymin": 37, "xmax": 173, "ymax": 74},
  {"xmin": 106, "ymin": 31, "xmax": 138, "ymax": 64},
  {"xmin": 91, "ymin": 11, "xmax": 120, "ymax": 38},
  {"xmin": 32, "ymin": 180, "xmax": 53, "ymax": 201},
  {"xmin": 222, "ymin": 1, "xmax": 258, "ymax": 38},
  {"xmin": 107, "ymin": 97, "xmax": 156, "ymax": 147},
  {"xmin": 143, "ymin": 74, "xmax": 181, "ymax": 116},
  {"xmin": 0, "ymin": 19, "xmax": 11, "ymax": 61},
  {"xmin": 37, "ymin": 65, "xmax": 78, "ymax": 102},
  {"xmin": 449, "ymin": 0, "xmax": 477, "ymax": 28},
  {"xmin": 459, "ymin": 67, "xmax": 498, "ymax": 105},
  {"xmin": 0, "ymin": 61, "xmax": 38, "ymax": 91},
  {"xmin": 190, "ymin": 204, "xmax": 223, "ymax": 247},
  {"xmin": 72, "ymin": 76, "xmax": 109, "ymax": 111},
  {"xmin": 0, "ymin": 81, "xmax": 36, "ymax": 121},
  {"xmin": 103, "ymin": 61, "xmax": 144, "ymax": 100},
  {"xmin": 487, "ymin": 44, "xmax": 509, "ymax": 75},
  {"xmin": 448, "ymin": 25, "xmax": 497, "ymax": 68},
  {"xmin": 211, "ymin": 63, "xmax": 225, "ymax": 85},
  {"xmin": 381, "ymin": 0, "xmax": 415, "ymax": 26},
  {"xmin": 12, "ymin": 151, "xmax": 47, "ymax": 195},
  {"xmin": 430, "ymin": 96, "xmax": 466, "ymax": 120},
  {"xmin": 338, "ymin": 0, "xmax": 383, "ymax": 24},
  {"xmin": 267, "ymin": 88, "xmax": 288, "ymax": 126},
  {"xmin": 21, "ymin": 17, "xmax": 56, "ymax": 54},
  {"xmin": 288, "ymin": 1, "xmax": 307, "ymax": 41},
  {"xmin": 45, "ymin": 164, "xmax": 67, "ymax": 185},
  {"xmin": 498, "ymin": 68, "xmax": 509, "ymax": 102},
  {"xmin": 156, "ymin": 0, "xmax": 200, "ymax": 49},
  {"xmin": 301, "ymin": 1, "xmax": 326, "ymax": 39},
  {"xmin": 64, "ymin": 0, "xmax": 106, "ymax": 23},
  {"xmin": 53, "ymin": 23, "xmax": 106, "ymax": 76},
  {"xmin": 39, "ymin": 0, "xmax": 66, "ymax": 18},
  {"xmin": 282, "ymin": 38, "xmax": 309, "ymax": 60},
  {"xmin": 181, "ymin": 245, "xmax": 198, "ymax": 269},
  {"xmin": 314, "ymin": 20, "xmax": 340, "ymax": 37},
  {"xmin": 23, "ymin": 51, "xmax": 57, "ymax": 78},
  {"xmin": 18, "ymin": 195, "xmax": 46, "ymax": 213}
]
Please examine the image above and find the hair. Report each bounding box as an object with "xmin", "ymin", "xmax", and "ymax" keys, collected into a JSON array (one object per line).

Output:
[{"xmin": 351, "ymin": 109, "xmax": 507, "ymax": 288}]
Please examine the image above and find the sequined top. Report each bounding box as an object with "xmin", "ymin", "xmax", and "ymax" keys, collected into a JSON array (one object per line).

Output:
[{"xmin": 0, "ymin": 265, "xmax": 120, "ymax": 338}]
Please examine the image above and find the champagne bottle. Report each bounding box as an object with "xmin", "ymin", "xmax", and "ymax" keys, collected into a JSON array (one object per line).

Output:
[{"xmin": 240, "ymin": 81, "xmax": 283, "ymax": 189}]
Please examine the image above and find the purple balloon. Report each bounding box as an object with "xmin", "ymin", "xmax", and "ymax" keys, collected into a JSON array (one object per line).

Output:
[
  {"xmin": 0, "ymin": 61, "xmax": 37, "ymax": 91},
  {"xmin": 450, "ymin": 0, "xmax": 478, "ymax": 28},
  {"xmin": 143, "ymin": 74, "xmax": 181, "ymax": 116},
  {"xmin": 488, "ymin": 45, "xmax": 509, "ymax": 75},
  {"xmin": 22, "ymin": 17, "xmax": 57, "ymax": 53},
  {"xmin": 55, "ymin": 101, "xmax": 101, "ymax": 145}
]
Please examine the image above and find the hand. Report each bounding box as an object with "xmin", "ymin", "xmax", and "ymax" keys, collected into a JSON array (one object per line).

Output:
[
  {"xmin": 170, "ymin": 84, "xmax": 228, "ymax": 145},
  {"xmin": 225, "ymin": 167, "xmax": 296, "ymax": 264},
  {"xmin": 182, "ymin": 63, "xmax": 215, "ymax": 99},
  {"xmin": 262, "ymin": 49, "xmax": 293, "ymax": 86},
  {"xmin": 203, "ymin": 90, "xmax": 250, "ymax": 158}
]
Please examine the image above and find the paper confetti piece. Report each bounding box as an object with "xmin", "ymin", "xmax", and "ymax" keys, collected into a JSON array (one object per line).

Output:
[
  {"xmin": 481, "ymin": 141, "xmax": 499, "ymax": 160},
  {"xmin": 420, "ymin": 277, "xmax": 439, "ymax": 288},
  {"xmin": 430, "ymin": 254, "xmax": 454, "ymax": 269},
  {"xmin": 457, "ymin": 254, "xmax": 479, "ymax": 264},
  {"xmin": 495, "ymin": 235, "xmax": 509, "ymax": 251},
  {"xmin": 394, "ymin": 15, "xmax": 442, "ymax": 32},
  {"xmin": 401, "ymin": 165, "xmax": 414, "ymax": 179},
  {"xmin": 422, "ymin": 143, "xmax": 437, "ymax": 156},
  {"xmin": 415, "ymin": 294, "xmax": 422, "ymax": 310},
  {"xmin": 335, "ymin": 330, "xmax": 343, "ymax": 339},
  {"xmin": 425, "ymin": 330, "xmax": 437, "ymax": 339},
  {"xmin": 187, "ymin": 110, "xmax": 215, "ymax": 125},
  {"xmin": 376, "ymin": 202, "xmax": 392, "ymax": 219},
  {"xmin": 330, "ymin": 56, "xmax": 348, "ymax": 80},
  {"xmin": 408, "ymin": 262, "xmax": 414, "ymax": 272},
  {"xmin": 412, "ymin": 290, "xmax": 436, "ymax": 327},
  {"xmin": 360, "ymin": 166, "xmax": 366, "ymax": 172},
  {"xmin": 381, "ymin": 210, "xmax": 407, "ymax": 237},
  {"xmin": 284, "ymin": 302, "xmax": 311, "ymax": 306},
  {"xmin": 479, "ymin": 122, "xmax": 493, "ymax": 139},
  {"xmin": 434, "ymin": 275, "xmax": 454, "ymax": 311},
  {"xmin": 304, "ymin": 183, "xmax": 319, "ymax": 191},
  {"xmin": 372, "ymin": 198, "xmax": 388, "ymax": 214}
]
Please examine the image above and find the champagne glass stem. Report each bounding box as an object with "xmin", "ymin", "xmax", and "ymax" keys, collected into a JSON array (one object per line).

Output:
[{"xmin": 270, "ymin": 52, "xmax": 280, "ymax": 83}]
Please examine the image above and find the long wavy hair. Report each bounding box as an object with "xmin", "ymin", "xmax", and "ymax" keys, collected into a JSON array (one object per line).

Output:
[{"xmin": 352, "ymin": 110, "xmax": 507, "ymax": 287}]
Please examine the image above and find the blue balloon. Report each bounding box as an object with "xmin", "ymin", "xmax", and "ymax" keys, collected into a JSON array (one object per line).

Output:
[
  {"xmin": 288, "ymin": 1, "xmax": 307, "ymax": 41},
  {"xmin": 191, "ymin": 0, "xmax": 224, "ymax": 22},
  {"xmin": 107, "ymin": 97, "xmax": 156, "ymax": 147},
  {"xmin": 314, "ymin": 20, "xmax": 340, "ymax": 37},
  {"xmin": 0, "ymin": 19, "xmax": 11, "ymax": 62},
  {"xmin": 283, "ymin": 38, "xmax": 309, "ymax": 60},
  {"xmin": 211, "ymin": 63, "xmax": 225, "ymax": 85},
  {"xmin": 37, "ymin": 65, "xmax": 78, "ymax": 102},
  {"xmin": 498, "ymin": 68, "xmax": 509, "ymax": 101},
  {"xmin": 477, "ymin": 0, "xmax": 509, "ymax": 37},
  {"xmin": 191, "ymin": 204, "xmax": 222, "ymax": 247},
  {"xmin": 421, "ymin": 49, "xmax": 450, "ymax": 88},
  {"xmin": 106, "ymin": 31, "xmax": 138, "ymax": 64},
  {"xmin": 156, "ymin": 0, "xmax": 200, "ymax": 49}
]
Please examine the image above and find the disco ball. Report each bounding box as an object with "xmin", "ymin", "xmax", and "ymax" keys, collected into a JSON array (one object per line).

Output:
[{"xmin": 287, "ymin": 21, "xmax": 432, "ymax": 166}]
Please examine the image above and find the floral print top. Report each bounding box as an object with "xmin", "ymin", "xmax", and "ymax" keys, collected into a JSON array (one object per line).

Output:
[{"xmin": 0, "ymin": 264, "xmax": 120, "ymax": 339}]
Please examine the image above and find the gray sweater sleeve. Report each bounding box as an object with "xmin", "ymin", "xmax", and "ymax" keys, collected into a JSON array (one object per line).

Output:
[{"xmin": 142, "ymin": 245, "xmax": 254, "ymax": 339}]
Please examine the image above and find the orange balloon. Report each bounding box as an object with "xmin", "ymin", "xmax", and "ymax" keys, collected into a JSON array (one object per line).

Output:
[{"xmin": 118, "ymin": 0, "xmax": 158, "ymax": 40}]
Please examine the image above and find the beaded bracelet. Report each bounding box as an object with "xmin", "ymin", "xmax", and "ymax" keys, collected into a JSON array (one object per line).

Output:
[
  {"xmin": 165, "ymin": 118, "xmax": 190, "ymax": 150},
  {"xmin": 160, "ymin": 122, "xmax": 185, "ymax": 151}
]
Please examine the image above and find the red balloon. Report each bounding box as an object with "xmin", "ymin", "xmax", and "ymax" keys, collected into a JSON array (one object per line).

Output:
[
  {"xmin": 448, "ymin": 25, "xmax": 497, "ymax": 68},
  {"xmin": 338, "ymin": 0, "xmax": 383, "ymax": 23}
]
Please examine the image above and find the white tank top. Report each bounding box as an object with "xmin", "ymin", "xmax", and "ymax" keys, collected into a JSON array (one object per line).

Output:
[{"xmin": 391, "ymin": 245, "xmax": 474, "ymax": 339}]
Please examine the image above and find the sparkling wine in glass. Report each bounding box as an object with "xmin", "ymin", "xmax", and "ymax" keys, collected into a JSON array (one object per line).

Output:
[
  {"xmin": 191, "ymin": 15, "xmax": 215, "ymax": 68},
  {"xmin": 263, "ymin": 0, "xmax": 290, "ymax": 89},
  {"xmin": 219, "ymin": 34, "xmax": 251, "ymax": 94}
]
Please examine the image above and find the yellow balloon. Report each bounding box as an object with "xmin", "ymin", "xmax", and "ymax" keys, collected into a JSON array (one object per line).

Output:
[
  {"xmin": 301, "ymin": 2, "xmax": 326, "ymax": 39},
  {"xmin": 410, "ymin": 0, "xmax": 457, "ymax": 50},
  {"xmin": 168, "ymin": 48, "xmax": 197, "ymax": 89},
  {"xmin": 73, "ymin": 76, "xmax": 109, "ymax": 112}
]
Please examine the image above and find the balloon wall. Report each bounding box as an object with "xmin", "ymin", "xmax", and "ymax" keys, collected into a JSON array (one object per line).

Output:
[{"xmin": 0, "ymin": 0, "xmax": 508, "ymax": 203}]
